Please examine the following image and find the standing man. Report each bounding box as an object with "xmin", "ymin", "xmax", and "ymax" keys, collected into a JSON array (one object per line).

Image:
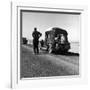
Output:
[{"xmin": 32, "ymin": 27, "xmax": 42, "ymax": 54}]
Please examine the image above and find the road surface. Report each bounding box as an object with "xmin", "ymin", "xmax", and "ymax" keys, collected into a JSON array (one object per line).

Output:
[{"xmin": 21, "ymin": 45, "xmax": 79, "ymax": 78}]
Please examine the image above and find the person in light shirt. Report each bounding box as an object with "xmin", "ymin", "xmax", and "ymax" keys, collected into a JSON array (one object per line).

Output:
[{"xmin": 60, "ymin": 34, "xmax": 65, "ymax": 44}]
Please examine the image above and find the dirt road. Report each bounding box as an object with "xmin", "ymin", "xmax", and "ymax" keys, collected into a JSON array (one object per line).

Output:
[{"xmin": 21, "ymin": 45, "xmax": 79, "ymax": 78}]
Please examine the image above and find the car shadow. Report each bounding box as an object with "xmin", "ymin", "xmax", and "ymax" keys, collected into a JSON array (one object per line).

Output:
[{"xmin": 54, "ymin": 52, "xmax": 79, "ymax": 56}]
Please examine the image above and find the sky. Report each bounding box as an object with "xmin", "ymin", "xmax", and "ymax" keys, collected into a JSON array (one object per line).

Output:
[{"xmin": 22, "ymin": 11, "xmax": 81, "ymax": 42}]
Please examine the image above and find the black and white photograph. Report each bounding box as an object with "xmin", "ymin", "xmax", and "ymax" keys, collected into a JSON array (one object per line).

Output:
[
  {"xmin": 0, "ymin": 0, "xmax": 89, "ymax": 89},
  {"xmin": 20, "ymin": 9, "xmax": 80, "ymax": 79}
]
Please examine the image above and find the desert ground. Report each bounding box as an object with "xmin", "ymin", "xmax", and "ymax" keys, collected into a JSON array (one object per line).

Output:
[{"xmin": 20, "ymin": 44, "xmax": 79, "ymax": 78}]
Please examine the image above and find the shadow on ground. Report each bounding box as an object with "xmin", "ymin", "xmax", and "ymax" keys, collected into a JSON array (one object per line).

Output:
[
  {"xmin": 54, "ymin": 52, "xmax": 79, "ymax": 56},
  {"xmin": 40, "ymin": 47, "xmax": 79, "ymax": 56}
]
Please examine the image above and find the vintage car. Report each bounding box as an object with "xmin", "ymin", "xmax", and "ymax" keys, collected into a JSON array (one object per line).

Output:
[
  {"xmin": 22, "ymin": 37, "xmax": 28, "ymax": 44},
  {"xmin": 45, "ymin": 27, "xmax": 70, "ymax": 53}
]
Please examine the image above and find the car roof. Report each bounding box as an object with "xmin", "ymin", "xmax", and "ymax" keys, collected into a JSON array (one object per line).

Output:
[{"xmin": 45, "ymin": 27, "xmax": 68, "ymax": 35}]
